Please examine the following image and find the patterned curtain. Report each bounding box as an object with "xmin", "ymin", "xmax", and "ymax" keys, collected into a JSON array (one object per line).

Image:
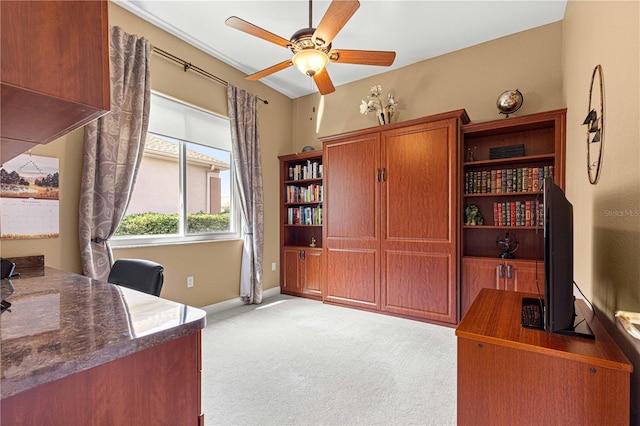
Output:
[
  {"xmin": 79, "ymin": 26, "xmax": 151, "ymax": 280},
  {"xmin": 227, "ymin": 85, "xmax": 264, "ymax": 304}
]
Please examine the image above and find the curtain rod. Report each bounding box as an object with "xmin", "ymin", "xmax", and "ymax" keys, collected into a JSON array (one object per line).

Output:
[{"xmin": 152, "ymin": 46, "xmax": 269, "ymax": 105}]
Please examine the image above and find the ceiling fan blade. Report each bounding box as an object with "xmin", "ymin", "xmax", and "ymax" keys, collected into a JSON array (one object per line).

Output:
[
  {"xmin": 225, "ymin": 16, "xmax": 291, "ymax": 49},
  {"xmin": 245, "ymin": 60, "xmax": 293, "ymax": 81},
  {"xmin": 313, "ymin": 68, "xmax": 335, "ymax": 95},
  {"xmin": 329, "ymin": 49, "xmax": 396, "ymax": 66},
  {"xmin": 313, "ymin": 0, "xmax": 360, "ymax": 47}
]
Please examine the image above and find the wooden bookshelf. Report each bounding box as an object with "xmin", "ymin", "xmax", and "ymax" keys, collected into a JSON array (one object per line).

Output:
[
  {"xmin": 278, "ymin": 150, "xmax": 323, "ymax": 299},
  {"xmin": 459, "ymin": 109, "xmax": 566, "ymax": 318}
]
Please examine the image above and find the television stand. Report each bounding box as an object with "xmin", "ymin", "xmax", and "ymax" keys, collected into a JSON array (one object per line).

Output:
[
  {"xmin": 521, "ymin": 297, "xmax": 595, "ymax": 339},
  {"xmin": 457, "ymin": 289, "xmax": 632, "ymax": 425}
]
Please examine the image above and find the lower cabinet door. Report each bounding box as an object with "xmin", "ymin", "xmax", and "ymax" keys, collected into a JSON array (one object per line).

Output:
[
  {"xmin": 504, "ymin": 260, "xmax": 545, "ymax": 295},
  {"xmin": 282, "ymin": 248, "xmax": 302, "ymax": 294},
  {"xmin": 460, "ymin": 257, "xmax": 502, "ymax": 319},
  {"xmin": 461, "ymin": 257, "xmax": 545, "ymax": 319},
  {"xmin": 302, "ymin": 248, "xmax": 323, "ymax": 297}
]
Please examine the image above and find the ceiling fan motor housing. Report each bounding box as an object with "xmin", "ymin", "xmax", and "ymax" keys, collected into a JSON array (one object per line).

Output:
[{"xmin": 290, "ymin": 27, "xmax": 331, "ymax": 54}]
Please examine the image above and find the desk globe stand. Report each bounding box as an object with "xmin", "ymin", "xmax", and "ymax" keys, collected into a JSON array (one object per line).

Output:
[{"xmin": 496, "ymin": 232, "xmax": 519, "ymax": 259}]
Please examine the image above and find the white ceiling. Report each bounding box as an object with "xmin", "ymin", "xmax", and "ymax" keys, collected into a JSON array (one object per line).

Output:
[{"xmin": 115, "ymin": 0, "xmax": 567, "ymax": 99}]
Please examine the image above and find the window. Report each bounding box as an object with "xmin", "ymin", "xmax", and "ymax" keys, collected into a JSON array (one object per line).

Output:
[{"xmin": 112, "ymin": 93, "xmax": 240, "ymax": 246}]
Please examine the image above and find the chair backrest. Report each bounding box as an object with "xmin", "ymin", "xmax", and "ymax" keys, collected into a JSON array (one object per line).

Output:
[{"xmin": 107, "ymin": 259, "xmax": 164, "ymax": 297}]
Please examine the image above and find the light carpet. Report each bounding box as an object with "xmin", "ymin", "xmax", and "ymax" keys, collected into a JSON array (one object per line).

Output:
[{"xmin": 201, "ymin": 294, "xmax": 457, "ymax": 426}]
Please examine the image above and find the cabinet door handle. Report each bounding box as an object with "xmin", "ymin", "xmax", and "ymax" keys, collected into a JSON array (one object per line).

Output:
[
  {"xmin": 376, "ymin": 168, "xmax": 381, "ymax": 183},
  {"xmin": 299, "ymin": 250, "xmax": 305, "ymax": 260},
  {"xmin": 380, "ymin": 168, "xmax": 386, "ymax": 183},
  {"xmin": 498, "ymin": 264, "xmax": 504, "ymax": 279},
  {"xmin": 507, "ymin": 264, "xmax": 512, "ymax": 279}
]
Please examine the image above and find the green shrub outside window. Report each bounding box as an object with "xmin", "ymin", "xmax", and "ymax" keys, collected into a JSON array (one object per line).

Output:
[{"xmin": 116, "ymin": 211, "xmax": 230, "ymax": 236}]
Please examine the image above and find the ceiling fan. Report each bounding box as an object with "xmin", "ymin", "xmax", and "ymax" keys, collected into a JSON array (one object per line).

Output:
[{"xmin": 225, "ymin": 0, "xmax": 396, "ymax": 95}]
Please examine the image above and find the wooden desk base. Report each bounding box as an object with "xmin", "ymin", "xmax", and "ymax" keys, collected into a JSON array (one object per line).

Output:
[
  {"xmin": 2, "ymin": 332, "xmax": 203, "ymax": 426},
  {"xmin": 456, "ymin": 289, "xmax": 632, "ymax": 425}
]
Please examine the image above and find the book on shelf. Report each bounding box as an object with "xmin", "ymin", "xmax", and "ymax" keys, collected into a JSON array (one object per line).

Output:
[
  {"xmin": 287, "ymin": 206, "xmax": 322, "ymax": 225},
  {"xmin": 288, "ymin": 160, "xmax": 323, "ymax": 181},
  {"xmin": 492, "ymin": 200, "xmax": 544, "ymax": 227},
  {"xmin": 286, "ymin": 184, "xmax": 323, "ymax": 203},
  {"xmin": 464, "ymin": 165, "xmax": 554, "ymax": 195}
]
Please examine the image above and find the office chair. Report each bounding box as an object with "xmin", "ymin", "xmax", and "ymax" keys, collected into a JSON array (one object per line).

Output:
[{"xmin": 107, "ymin": 259, "xmax": 164, "ymax": 297}]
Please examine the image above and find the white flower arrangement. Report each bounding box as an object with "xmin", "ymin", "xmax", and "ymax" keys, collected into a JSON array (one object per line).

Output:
[{"xmin": 359, "ymin": 84, "xmax": 398, "ymax": 125}]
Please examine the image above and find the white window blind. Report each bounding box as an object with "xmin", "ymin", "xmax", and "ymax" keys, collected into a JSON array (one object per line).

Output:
[{"xmin": 148, "ymin": 93, "xmax": 231, "ymax": 151}]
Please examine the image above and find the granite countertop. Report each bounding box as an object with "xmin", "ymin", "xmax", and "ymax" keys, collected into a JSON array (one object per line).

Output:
[{"xmin": 0, "ymin": 267, "xmax": 207, "ymax": 399}]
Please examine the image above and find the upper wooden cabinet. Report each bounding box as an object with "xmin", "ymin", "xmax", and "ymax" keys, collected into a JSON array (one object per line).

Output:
[
  {"xmin": 1, "ymin": 0, "xmax": 110, "ymax": 163},
  {"xmin": 321, "ymin": 110, "xmax": 470, "ymax": 325}
]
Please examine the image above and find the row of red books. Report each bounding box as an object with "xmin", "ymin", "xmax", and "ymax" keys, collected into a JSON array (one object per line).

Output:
[{"xmin": 493, "ymin": 200, "xmax": 544, "ymax": 227}]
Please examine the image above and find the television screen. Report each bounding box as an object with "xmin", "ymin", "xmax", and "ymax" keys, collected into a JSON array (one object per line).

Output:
[
  {"xmin": 542, "ymin": 177, "xmax": 594, "ymax": 339},
  {"xmin": 543, "ymin": 177, "xmax": 575, "ymax": 332}
]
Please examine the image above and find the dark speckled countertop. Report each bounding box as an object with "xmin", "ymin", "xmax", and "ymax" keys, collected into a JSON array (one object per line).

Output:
[{"xmin": 0, "ymin": 267, "xmax": 206, "ymax": 399}]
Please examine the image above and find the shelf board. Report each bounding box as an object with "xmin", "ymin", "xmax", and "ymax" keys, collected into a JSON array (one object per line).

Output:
[
  {"xmin": 284, "ymin": 201, "xmax": 323, "ymax": 206},
  {"xmin": 463, "ymin": 225, "xmax": 542, "ymax": 230},
  {"xmin": 462, "ymin": 255, "xmax": 544, "ymax": 262},
  {"xmin": 463, "ymin": 153, "xmax": 554, "ymax": 168},
  {"xmin": 284, "ymin": 178, "xmax": 323, "ymax": 184},
  {"xmin": 283, "ymin": 244, "xmax": 322, "ymax": 249},
  {"xmin": 284, "ymin": 224, "xmax": 323, "ymax": 227},
  {"xmin": 463, "ymin": 191, "xmax": 542, "ymax": 198}
]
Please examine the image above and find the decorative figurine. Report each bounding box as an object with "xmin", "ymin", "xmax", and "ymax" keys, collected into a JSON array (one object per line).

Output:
[
  {"xmin": 496, "ymin": 232, "xmax": 520, "ymax": 259},
  {"xmin": 310, "ymin": 237, "xmax": 317, "ymax": 248},
  {"xmin": 465, "ymin": 205, "xmax": 484, "ymax": 226}
]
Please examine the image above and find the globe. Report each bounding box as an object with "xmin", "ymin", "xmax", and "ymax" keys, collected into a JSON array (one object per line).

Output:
[{"xmin": 496, "ymin": 89, "xmax": 524, "ymax": 117}]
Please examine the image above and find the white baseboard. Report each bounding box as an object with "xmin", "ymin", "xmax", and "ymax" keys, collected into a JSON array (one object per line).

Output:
[{"xmin": 200, "ymin": 286, "xmax": 281, "ymax": 316}]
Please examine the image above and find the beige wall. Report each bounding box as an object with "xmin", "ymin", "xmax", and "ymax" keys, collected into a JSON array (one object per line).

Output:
[
  {"xmin": 292, "ymin": 22, "xmax": 564, "ymax": 150},
  {"xmin": 562, "ymin": 0, "xmax": 640, "ymax": 316},
  {"xmin": 0, "ymin": 128, "xmax": 85, "ymax": 274}
]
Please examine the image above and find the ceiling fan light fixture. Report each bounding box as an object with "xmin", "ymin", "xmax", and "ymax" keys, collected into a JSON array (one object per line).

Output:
[{"xmin": 292, "ymin": 49, "xmax": 328, "ymax": 76}]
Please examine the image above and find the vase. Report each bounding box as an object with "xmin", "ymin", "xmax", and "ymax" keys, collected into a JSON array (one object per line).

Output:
[{"xmin": 376, "ymin": 108, "xmax": 393, "ymax": 125}]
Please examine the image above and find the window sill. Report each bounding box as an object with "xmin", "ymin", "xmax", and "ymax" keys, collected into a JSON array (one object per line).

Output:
[{"xmin": 110, "ymin": 234, "xmax": 242, "ymax": 249}]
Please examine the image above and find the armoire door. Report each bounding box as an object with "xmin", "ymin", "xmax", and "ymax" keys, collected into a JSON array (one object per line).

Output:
[
  {"xmin": 323, "ymin": 133, "xmax": 381, "ymax": 310},
  {"xmin": 380, "ymin": 118, "xmax": 459, "ymax": 323}
]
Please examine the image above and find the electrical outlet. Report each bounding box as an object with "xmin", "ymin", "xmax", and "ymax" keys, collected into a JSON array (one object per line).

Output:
[
  {"xmin": 187, "ymin": 276, "xmax": 194, "ymax": 288},
  {"xmin": 271, "ymin": 262, "xmax": 276, "ymax": 271}
]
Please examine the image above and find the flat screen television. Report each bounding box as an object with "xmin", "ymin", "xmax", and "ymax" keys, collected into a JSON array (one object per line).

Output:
[{"xmin": 542, "ymin": 177, "xmax": 593, "ymax": 339}]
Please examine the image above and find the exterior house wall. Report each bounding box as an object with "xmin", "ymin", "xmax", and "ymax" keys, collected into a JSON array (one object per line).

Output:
[
  {"xmin": 126, "ymin": 154, "xmax": 221, "ymax": 215},
  {"xmin": 128, "ymin": 154, "xmax": 179, "ymax": 215}
]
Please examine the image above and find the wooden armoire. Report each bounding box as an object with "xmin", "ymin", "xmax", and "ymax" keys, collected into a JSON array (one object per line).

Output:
[{"xmin": 320, "ymin": 110, "xmax": 469, "ymax": 324}]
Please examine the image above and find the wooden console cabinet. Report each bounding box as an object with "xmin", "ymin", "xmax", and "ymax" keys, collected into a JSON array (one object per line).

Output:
[
  {"xmin": 321, "ymin": 110, "xmax": 469, "ymax": 324},
  {"xmin": 457, "ymin": 289, "xmax": 632, "ymax": 425}
]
